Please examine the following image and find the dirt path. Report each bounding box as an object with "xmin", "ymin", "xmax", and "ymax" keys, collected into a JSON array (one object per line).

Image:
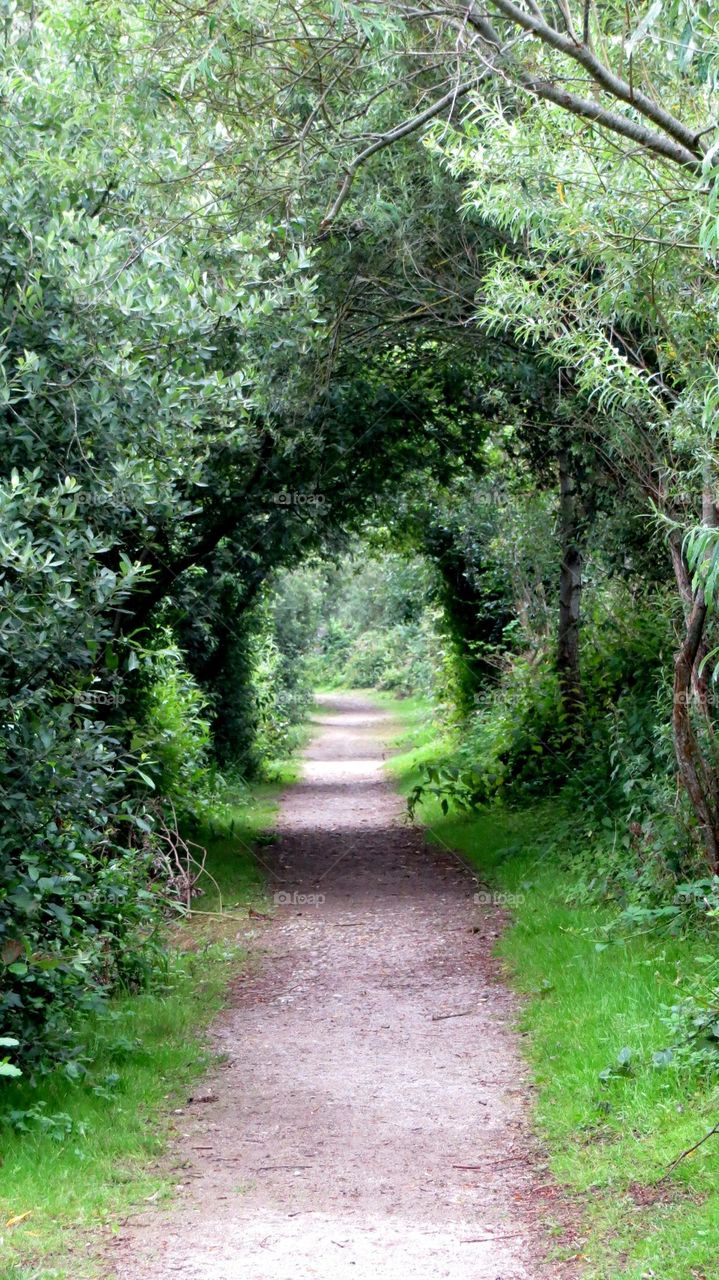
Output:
[{"xmin": 107, "ymin": 693, "xmax": 578, "ymax": 1280}]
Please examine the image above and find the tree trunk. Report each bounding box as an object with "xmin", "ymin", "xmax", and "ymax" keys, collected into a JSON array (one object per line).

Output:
[
  {"xmin": 557, "ymin": 450, "xmax": 584, "ymax": 721},
  {"xmin": 669, "ymin": 528, "xmax": 714, "ymax": 721},
  {"xmin": 671, "ymin": 489, "xmax": 719, "ymax": 873}
]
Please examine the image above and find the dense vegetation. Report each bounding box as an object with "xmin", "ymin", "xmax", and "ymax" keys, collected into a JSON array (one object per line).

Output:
[{"xmin": 5, "ymin": 1, "xmax": 719, "ymax": 1265}]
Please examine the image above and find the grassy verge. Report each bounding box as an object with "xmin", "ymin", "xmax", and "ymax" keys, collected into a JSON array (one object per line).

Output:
[
  {"xmin": 384, "ymin": 694, "xmax": 719, "ymax": 1280},
  {"xmin": 0, "ymin": 770, "xmax": 294, "ymax": 1279}
]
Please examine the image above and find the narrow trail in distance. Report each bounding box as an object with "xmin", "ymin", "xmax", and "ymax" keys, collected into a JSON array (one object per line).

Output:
[{"xmin": 108, "ymin": 693, "xmax": 579, "ymax": 1280}]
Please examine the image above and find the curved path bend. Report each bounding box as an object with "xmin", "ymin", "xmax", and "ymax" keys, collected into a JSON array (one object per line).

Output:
[{"xmin": 108, "ymin": 693, "xmax": 579, "ymax": 1280}]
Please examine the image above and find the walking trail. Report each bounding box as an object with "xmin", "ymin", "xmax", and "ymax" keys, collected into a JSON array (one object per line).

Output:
[{"xmin": 107, "ymin": 693, "xmax": 579, "ymax": 1280}]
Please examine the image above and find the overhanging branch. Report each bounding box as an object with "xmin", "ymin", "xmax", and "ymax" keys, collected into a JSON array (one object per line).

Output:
[
  {"xmin": 320, "ymin": 76, "xmax": 484, "ymax": 226},
  {"xmin": 474, "ymin": 0, "xmax": 706, "ymax": 159}
]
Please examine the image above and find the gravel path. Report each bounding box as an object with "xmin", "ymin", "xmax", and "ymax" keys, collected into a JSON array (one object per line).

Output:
[{"xmin": 106, "ymin": 693, "xmax": 579, "ymax": 1280}]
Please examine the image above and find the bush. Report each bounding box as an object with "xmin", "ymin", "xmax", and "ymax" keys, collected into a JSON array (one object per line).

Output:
[
  {"xmin": 252, "ymin": 627, "xmax": 314, "ymax": 763},
  {"xmin": 0, "ymin": 474, "xmax": 162, "ymax": 1072},
  {"xmin": 0, "ymin": 694, "xmax": 163, "ymax": 1073},
  {"xmin": 410, "ymin": 584, "xmax": 705, "ymax": 914},
  {"xmin": 659, "ymin": 956, "xmax": 719, "ymax": 1081},
  {"xmin": 130, "ymin": 635, "xmax": 215, "ymax": 825}
]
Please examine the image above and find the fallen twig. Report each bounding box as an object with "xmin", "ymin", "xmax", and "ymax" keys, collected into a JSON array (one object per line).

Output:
[
  {"xmin": 431, "ymin": 1008, "xmax": 475, "ymax": 1021},
  {"xmin": 657, "ymin": 1121, "xmax": 719, "ymax": 1182},
  {"xmin": 452, "ymin": 1156, "xmax": 523, "ymax": 1169},
  {"xmin": 170, "ymin": 907, "xmax": 247, "ymax": 920},
  {"xmin": 151, "ymin": 799, "xmax": 224, "ymax": 916},
  {"xmin": 251, "ymin": 1164, "xmax": 313, "ymax": 1172},
  {"xmin": 461, "ymin": 1233, "xmax": 523, "ymax": 1243}
]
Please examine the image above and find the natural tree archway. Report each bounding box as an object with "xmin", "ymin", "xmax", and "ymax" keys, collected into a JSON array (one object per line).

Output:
[{"xmin": 4, "ymin": 17, "xmax": 719, "ymax": 1275}]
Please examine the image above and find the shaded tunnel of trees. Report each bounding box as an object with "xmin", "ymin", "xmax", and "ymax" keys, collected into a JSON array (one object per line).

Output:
[{"xmin": 4, "ymin": 0, "xmax": 719, "ymax": 1077}]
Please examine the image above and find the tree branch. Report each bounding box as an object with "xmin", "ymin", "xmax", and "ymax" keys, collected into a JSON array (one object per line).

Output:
[
  {"xmin": 473, "ymin": 0, "xmax": 705, "ymax": 159},
  {"xmin": 458, "ymin": 2, "xmax": 701, "ymax": 168},
  {"xmin": 320, "ymin": 76, "xmax": 483, "ymax": 226},
  {"xmin": 518, "ymin": 74, "xmax": 701, "ymax": 170}
]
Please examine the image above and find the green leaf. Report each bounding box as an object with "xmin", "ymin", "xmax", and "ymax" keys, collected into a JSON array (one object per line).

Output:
[{"xmin": 0, "ymin": 1062, "xmax": 22, "ymax": 1078}]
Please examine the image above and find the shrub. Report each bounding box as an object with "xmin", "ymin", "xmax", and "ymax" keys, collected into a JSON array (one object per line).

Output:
[
  {"xmin": 0, "ymin": 473, "xmax": 161, "ymax": 1072},
  {"xmin": 130, "ymin": 636, "xmax": 215, "ymax": 825}
]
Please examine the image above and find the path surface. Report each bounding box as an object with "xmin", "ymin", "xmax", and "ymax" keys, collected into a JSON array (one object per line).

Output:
[{"xmin": 108, "ymin": 694, "xmax": 578, "ymax": 1280}]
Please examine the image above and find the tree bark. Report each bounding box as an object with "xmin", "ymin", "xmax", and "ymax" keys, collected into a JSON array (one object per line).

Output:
[
  {"xmin": 671, "ymin": 490, "xmax": 719, "ymax": 873},
  {"xmin": 557, "ymin": 450, "xmax": 583, "ymax": 722},
  {"xmin": 669, "ymin": 528, "xmax": 714, "ymax": 720}
]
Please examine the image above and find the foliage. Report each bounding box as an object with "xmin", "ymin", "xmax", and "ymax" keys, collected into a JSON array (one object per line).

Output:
[
  {"xmin": 0, "ymin": 2, "xmax": 488, "ymax": 1066},
  {"xmin": 251, "ymin": 613, "xmax": 313, "ymax": 765},
  {"xmin": 5, "ymin": 0, "xmax": 719, "ymax": 1112},
  {"xmin": 0, "ymin": 476, "xmax": 162, "ymax": 1072},
  {"xmin": 308, "ymin": 552, "xmax": 448, "ymax": 697},
  {"xmin": 409, "ymin": 578, "xmax": 676, "ymax": 809},
  {"xmin": 130, "ymin": 635, "xmax": 215, "ymax": 824},
  {"xmin": 660, "ymin": 956, "xmax": 719, "ymax": 1078},
  {"xmin": 0, "ymin": 0, "xmax": 320, "ymax": 1067}
]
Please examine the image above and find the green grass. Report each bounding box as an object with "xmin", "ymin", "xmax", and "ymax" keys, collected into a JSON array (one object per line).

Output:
[
  {"xmin": 383, "ymin": 694, "xmax": 719, "ymax": 1280},
  {"xmin": 188, "ymin": 775, "xmax": 294, "ymax": 926},
  {"xmin": 0, "ymin": 777, "xmax": 286, "ymax": 1279}
]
